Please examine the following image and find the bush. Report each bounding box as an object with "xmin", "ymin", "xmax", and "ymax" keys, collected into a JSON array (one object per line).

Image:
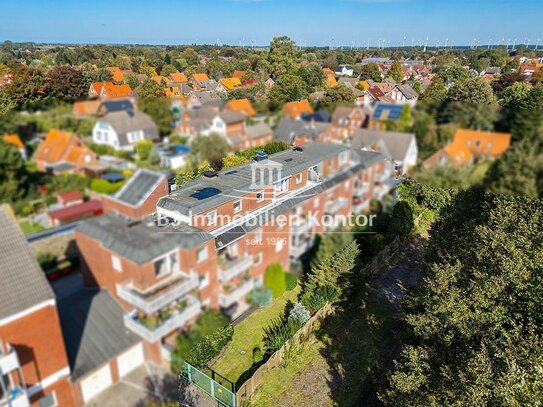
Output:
[
  {"xmin": 263, "ymin": 317, "xmax": 293, "ymax": 353},
  {"xmin": 284, "ymin": 272, "xmax": 297, "ymax": 290},
  {"xmin": 288, "ymin": 303, "xmax": 310, "ymax": 326},
  {"xmin": 188, "ymin": 325, "xmax": 234, "ymax": 368},
  {"xmin": 264, "ymin": 263, "xmax": 286, "ymax": 298},
  {"xmin": 301, "ymin": 285, "xmax": 338, "ymax": 312},
  {"xmin": 389, "ymin": 201, "xmax": 414, "ymax": 240},
  {"xmin": 90, "ymin": 178, "xmax": 125, "ymax": 194},
  {"xmin": 248, "ymin": 287, "xmax": 273, "ymax": 308},
  {"xmin": 37, "ymin": 252, "xmax": 56, "ymax": 271},
  {"xmin": 252, "ymin": 346, "xmax": 263, "ymax": 364}
]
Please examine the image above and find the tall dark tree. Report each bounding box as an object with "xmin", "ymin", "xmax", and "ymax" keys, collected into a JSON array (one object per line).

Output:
[{"xmin": 45, "ymin": 65, "xmax": 87, "ymax": 101}]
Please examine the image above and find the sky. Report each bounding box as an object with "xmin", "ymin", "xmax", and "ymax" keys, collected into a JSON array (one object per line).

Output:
[{"xmin": 0, "ymin": 0, "xmax": 542, "ymax": 47}]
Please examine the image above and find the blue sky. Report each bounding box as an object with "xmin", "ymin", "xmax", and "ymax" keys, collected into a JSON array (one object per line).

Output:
[{"xmin": 0, "ymin": 0, "xmax": 541, "ymax": 46}]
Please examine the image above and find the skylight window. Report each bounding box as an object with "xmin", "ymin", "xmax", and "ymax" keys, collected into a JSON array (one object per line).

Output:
[{"xmin": 191, "ymin": 187, "xmax": 221, "ymax": 200}]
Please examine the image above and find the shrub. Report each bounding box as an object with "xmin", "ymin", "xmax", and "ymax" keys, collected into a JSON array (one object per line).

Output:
[
  {"xmin": 288, "ymin": 303, "xmax": 310, "ymax": 326},
  {"xmin": 264, "ymin": 263, "xmax": 286, "ymax": 298},
  {"xmin": 301, "ymin": 285, "xmax": 338, "ymax": 312},
  {"xmin": 248, "ymin": 287, "xmax": 273, "ymax": 308},
  {"xmin": 263, "ymin": 318, "xmax": 292, "ymax": 353},
  {"xmin": 188, "ymin": 325, "xmax": 234, "ymax": 368},
  {"xmin": 252, "ymin": 346, "xmax": 263, "ymax": 364},
  {"xmin": 284, "ymin": 272, "xmax": 297, "ymax": 290},
  {"xmin": 389, "ymin": 201, "xmax": 414, "ymax": 241},
  {"xmin": 37, "ymin": 252, "xmax": 56, "ymax": 271},
  {"xmin": 90, "ymin": 178, "xmax": 125, "ymax": 194}
]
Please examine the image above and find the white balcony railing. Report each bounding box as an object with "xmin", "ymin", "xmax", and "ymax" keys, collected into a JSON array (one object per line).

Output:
[
  {"xmin": 290, "ymin": 239, "xmax": 314, "ymax": 258},
  {"xmin": 325, "ymin": 198, "xmax": 348, "ymax": 214},
  {"xmin": 219, "ymin": 279, "xmax": 255, "ymax": 308},
  {"xmin": 0, "ymin": 344, "xmax": 21, "ymax": 375},
  {"xmin": 354, "ymin": 182, "xmax": 370, "ymax": 196},
  {"xmin": 0, "ymin": 387, "xmax": 30, "ymax": 407},
  {"xmin": 124, "ymin": 297, "xmax": 202, "ymax": 342},
  {"xmin": 117, "ymin": 272, "xmax": 199, "ymax": 315},
  {"xmin": 218, "ymin": 256, "xmax": 253, "ymax": 283},
  {"xmin": 291, "ymin": 217, "xmax": 312, "ymax": 235}
]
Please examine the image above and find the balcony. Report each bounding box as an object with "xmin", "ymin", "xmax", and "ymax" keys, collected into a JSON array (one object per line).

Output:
[
  {"xmin": 219, "ymin": 279, "xmax": 255, "ymax": 308},
  {"xmin": 124, "ymin": 296, "xmax": 202, "ymax": 342},
  {"xmin": 0, "ymin": 387, "xmax": 30, "ymax": 407},
  {"xmin": 291, "ymin": 217, "xmax": 312, "ymax": 235},
  {"xmin": 290, "ymin": 238, "xmax": 314, "ymax": 258},
  {"xmin": 0, "ymin": 344, "xmax": 21, "ymax": 375},
  {"xmin": 354, "ymin": 181, "xmax": 370, "ymax": 196},
  {"xmin": 117, "ymin": 272, "xmax": 199, "ymax": 315},
  {"xmin": 325, "ymin": 198, "xmax": 348, "ymax": 214},
  {"xmin": 218, "ymin": 255, "xmax": 253, "ymax": 283}
]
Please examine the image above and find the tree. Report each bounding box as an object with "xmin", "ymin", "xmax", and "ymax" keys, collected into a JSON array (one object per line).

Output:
[
  {"xmin": 388, "ymin": 201, "xmax": 414, "ymax": 240},
  {"xmin": 268, "ymin": 74, "xmax": 308, "ymax": 109},
  {"xmin": 222, "ymin": 155, "xmax": 249, "ymax": 169},
  {"xmin": 419, "ymin": 77, "xmax": 447, "ymax": 104},
  {"xmin": 447, "ymin": 77, "xmax": 496, "ymax": 104},
  {"xmin": 135, "ymin": 139, "xmax": 153, "ymax": 161},
  {"xmin": 0, "ymin": 91, "xmax": 15, "ymax": 118},
  {"xmin": 295, "ymin": 64, "xmax": 325, "ymax": 92},
  {"xmin": 136, "ymin": 79, "xmax": 165, "ymax": 99},
  {"xmin": 387, "ymin": 60, "xmax": 404, "ymax": 83},
  {"xmin": 500, "ymin": 81, "xmax": 531, "ymax": 109},
  {"xmin": 139, "ymin": 97, "xmax": 173, "ymax": 136},
  {"xmin": 318, "ymin": 83, "xmax": 355, "ymax": 112},
  {"xmin": 438, "ymin": 64, "xmax": 470, "ymax": 83},
  {"xmin": 45, "ymin": 65, "xmax": 87, "ymax": 101},
  {"xmin": 358, "ymin": 63, "xmax": 382, "ymax": 82},
  {"xmin": 0, "ymin": 140, "xmax": 28, "ymax": 203},
  {"xmin": 267, "ymin": 36, "xmax": 297, "ymax": 77},
  {"xmin": 3, "ymin": 66, "xmax": 46, "ymax": 109},
  {"xmin": 381, "ymin": 191, "xmax": 543, "ymax": 406},
  {"xmin": 190, "ymin": 134, "xmax": 229, "ymax": 164}
]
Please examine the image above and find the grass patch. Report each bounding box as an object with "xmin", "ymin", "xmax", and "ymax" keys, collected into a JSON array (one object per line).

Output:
[
  {"xmin": 19, "ymin": 220, "xmax": 46, "ymax": 235},
  {"xmin": 211, "ymin": 286, "xmax": 300, "ymax": 383}
]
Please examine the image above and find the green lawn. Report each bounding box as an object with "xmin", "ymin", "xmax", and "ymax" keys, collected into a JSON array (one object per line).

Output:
[
  {"xmin": 211, "ymin": 286, "xmax": 300, "ymax": 383},
  {"xmin": 19, "ymin": 220, "xmax": 46, "ymax": 235}
]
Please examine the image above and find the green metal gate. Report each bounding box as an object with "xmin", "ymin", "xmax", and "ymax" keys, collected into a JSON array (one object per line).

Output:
[{"xmin": 181, "ymin": 361, "xmax": 236, "ymax": 407}]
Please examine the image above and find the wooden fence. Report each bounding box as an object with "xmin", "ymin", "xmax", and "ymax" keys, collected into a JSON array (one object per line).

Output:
[{"xmin": 235, "ymin": 236, "xmax": 402, "ymax": 403}]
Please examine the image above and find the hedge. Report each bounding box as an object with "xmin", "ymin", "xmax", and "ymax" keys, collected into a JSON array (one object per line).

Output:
[{"xmin": 264, "ymin": 263, "xmax": 286, "ymax": 298}]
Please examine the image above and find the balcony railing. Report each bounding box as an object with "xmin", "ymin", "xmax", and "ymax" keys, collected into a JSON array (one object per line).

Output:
[
  {"xmin": 219, "ymin": 279, "xmax": 255, "ymax": 308},
  {"xmin": 218, "ymin": 256, "xmax": 253, "ymax": 283},
  {"xmin": 354, "ymin": 182, "xmax": 370, "ymax": 195},
  {"xmin": 0, "ymin": 344, "xmax": 21, "ymax": 375},
  {"xmin": 325, "ymin": 198, "xmax": 348, "ymax": 214},
  {"xmin": 291, "ymin": 217, "xmax": 312, "ymax": 235},
  {"xmin": 117, "ymin": 272, "xmax": 199, "ymax": 315},
  {"xmin": 0, "ymin": 387, "xmax": 30, "ymax": 407},
  {"xmin": 124, "ymin": 297, "xmax": 202, "ymax": 342}
]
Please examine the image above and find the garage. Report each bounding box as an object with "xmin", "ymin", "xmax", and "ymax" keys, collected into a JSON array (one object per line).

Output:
[
  {"xmin": 117, "ymin": 343, "xmax": 145, "ymax": 378},
  {"xmin": 81, "ymin": 364, "xmax": 113, "ymax": 403}
]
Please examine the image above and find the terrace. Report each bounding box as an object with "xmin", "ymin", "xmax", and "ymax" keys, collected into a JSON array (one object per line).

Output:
[{"xmin": 218, "ymin": 254, "xmax": 254, "ymax": 283}]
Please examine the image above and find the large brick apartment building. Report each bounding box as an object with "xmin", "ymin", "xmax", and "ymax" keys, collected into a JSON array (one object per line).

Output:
[{"xmin": 75, "ymin": 142, "xmax": 394, "ymax": 374}]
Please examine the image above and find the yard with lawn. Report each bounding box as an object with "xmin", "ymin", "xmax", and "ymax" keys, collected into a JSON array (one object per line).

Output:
[
  {"xmin": 211, "ymin": 286, "xmax": 300, "ymax": 384},
  {"xmin": 19, "ymin": 220, "xmax": 46, "ymax": 235}
]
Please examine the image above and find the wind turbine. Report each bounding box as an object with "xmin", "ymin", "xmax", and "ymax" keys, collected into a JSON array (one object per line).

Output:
[
  {"xmin": 423, "ymin": 35, "xmax": 428, "ymax": 52},
  {"xmin": 402, "ymin": 36, "xmax": 406, "ymax": 47},
  {"xmin": 536, "ymin": 38, "xmax": 540, "ymax": 51},
  {"xmin": 512, "ymin": 38, "xmax": 517, "ymax": 50},
  {"xmin": 488, "ymin": 37, "xmax": 492, "ymax": 50}
]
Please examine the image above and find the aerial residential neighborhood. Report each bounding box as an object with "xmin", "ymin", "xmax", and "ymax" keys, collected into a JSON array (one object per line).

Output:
[{"xmin": 1, "ymin": 1, "xmax": 543, "ymax": 406}]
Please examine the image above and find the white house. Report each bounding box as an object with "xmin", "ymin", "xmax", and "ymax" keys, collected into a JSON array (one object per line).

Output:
[
  {"xmin": 92, "ymin": 110, "xmax": 159, "ymax": 151},
  {"xmin": 389, "ymin": 84, "xmax": 419, "ymax": 106},
  {"xmin": 335, "ymin": 65, "xmax": 354, "ymax": 77}
]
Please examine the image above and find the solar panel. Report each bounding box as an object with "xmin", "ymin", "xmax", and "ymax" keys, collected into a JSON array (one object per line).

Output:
[{"xmin": 191, "ymin": 187, "xmax": 222, "ymax": 200}]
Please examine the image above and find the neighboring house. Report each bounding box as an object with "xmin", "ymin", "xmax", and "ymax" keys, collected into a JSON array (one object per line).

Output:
[
  {"xmin": 164, "ymin": 86, "xmax": 186, "ymax": 103},
  {"xmin": 89, "ymin": 82, "xmax": 134, "ymax": 100},
  {"xmin": 218, "ymin": 77, "xmax": 242, "ymax": 92},
  {"xmin": 0, "ymin": 204, "xmax": 75, "ymax": 406},
  {"xmin": 72, "ymin": 100, "xmax": 101, "ymax": 117},
  {"xmin": 282, "ymin": 99, "xmax": 313, "ymax": 119},
  {"xmin": 329, "ymin": 107, "xmax": 369, "ymax": 141},
  {"xmin": 186, "ymin": 91, "xmax": 223, "ymax": 109},
  {"xmin": 335, "ymin": 65, "xmax": 354, "ymax": 76},
  {"xmin": 326, "ymin": 76, "xmax": 338, "ymax": 87},
  {"xmin": 57, "ymin": 191, "xmax": 84, "ymax": 207},
  {"xmin": 190, "ymin": 73, "xmax": 210, "ymax": 83},
  {"xmin": 48, "ymin": 200, "xmax": 103, "ymax": 226},
  {"xmin": 225, "ymin": 98, "xmax": 257, "ymax": 117},
  {"xmin": 338, "ymin": 77, "xmax": 359, "ymax": 88},
  {"xmin": 154, "ymin": 144, "xmax": 191, "ymax": 170},
  {"xmin": 368, "ymin": 103, "xmax": 406, "ymax": 129},
  {"xmin": 322, "ymin": 67, "xmax": 335, "ymax": 77},
  {"xmin": 92, "ymin": 110, "xmax": 159, "ymax": 151},
  {"xmin": 2, "ymin": 133, "xmax": 26, "ymax": 159},
  {"xmin": 423, "ymin": 129, "xmax": 511, "ymax": 169},
  {"xmin": 389, "ymin": 84, "xmax": 419, "ymax": 105},
  {"xmin": 177, "ymin": 105, "xmax": 220, "ymax": 135},
  {"xmin": 193, "ymin": 79, "xmax": 221, "ymax": 93},
  {"xmin": 232, "ymin": 70, "xmax": 246, "ymax": 79},
  {"xmin": 274, "ymin": 117, "xmax": 331, "ymax": 145},
  {"xmin": 97, "ymin": 99, "xmax": 135, "ymax": 116},
  {"xmin": 351, "ymin": 129, "xmax": 418, "ymax": 174},
  {"xmin": 169, "ymin": 72, "xmax": 188, "ymax": 85},
  {"xmin": 75, "ymin": 142, "xmax": 392, "ymax": 360},
  {"xmin": 36, "ymin": 129, "xmax": 99, "ymax": 175}
]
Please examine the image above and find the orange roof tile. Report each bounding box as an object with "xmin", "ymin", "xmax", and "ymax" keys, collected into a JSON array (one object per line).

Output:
[
  {"xmin": 191, "ymin": 73, "xmax": 209, "ymax": 82},
  {"xmin": 283, "ymin": 99, "xmax": 314, "ymax": 118},
  {"xmin": 322, "ymin": 68, "xmax": 335, "ymax": 77},
  {"xmin": 326, "ymin": 76, "xmax": 338, "ymax": 87},
  {"xmin": 3, "ymin": 134, "xmax": 24, "ymax": 149},
  {"xmin": 112, "ymin": 71, "xmax": 125, "ymax": 82},
  {"xmin": 443, "ymin": 128, "xmax": 511, "ymax": 165},
  {"xmin": 169, "ymin": 72, "xmax": 188, "ymax": 83},
  {"xmin": 152, "ymin": 75, "xmax": 172, "ymax": 85},
  {"xmin": 72, "ymin": 100, "xmax": 101, "ymax": 117},
  {"xmin": 219, "ymin": 77, "xmax": 242, "ymax": 91},
  {"xmin": 225, "ymin": 98, "xmax": 256, "ymax": 117},
  {"xmin": 36, "ymin": 129, "xmax": 75, "ymax": 163},
  {"xmin": 107, "ymin": 67, "xmax": 121, "ymax": 73},
  {"xmin": 164, "ymin": 87, "xmax": 186, "ymax": 102},
  {"xmin": 359, "ymin": 80, "xmax": 370, "ymax": 90},
  {"xmin": 232, "ymin": 70, "xmax": 246, "ymax": 79}
]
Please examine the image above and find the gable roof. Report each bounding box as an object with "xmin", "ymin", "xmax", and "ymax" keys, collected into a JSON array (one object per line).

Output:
[
  {"xmin": 113, "ymin": 169, "xmax": 166, "ymax": 207},
  {"xmin": 3, "ymin": 133, "xmax": 24, "ymax": 149},
  {"xmin": 322, "ymin": 68, "xmax": 335, "ymax": 77},
  {"xmin": 395, "ymin": 84, "xmax": 418, "ymax": 99},
  {"xmin": 98, "ymin": 99, "xmax": 134, "ymax": 114},
  {"xmin": 232, "ymin": 70, "xmax": 246, "ymax": 79},
  {"xmin": 0, "ymin": 205, "xmax": 54, "ymax": 321},
  {"xmin": 274, "ymin": 117, "xmax": 330, "ymax": 144},
  {"xmin": 98, "ymin": 110, "xmax": 159, "ymax": 146},
  {"xmin": 283, "ymin": 99, "xmax": 313, "ymax": 118},
  {"xmin": 352, "ymin": 129, "xmax": 416, "ymax": 163},
  {"xmin": 326, "ymin": 76, "xmax": 338, "ymax": 87},
  {"xmin": 57, "ymin": 289, "xmax": 140, "ymax": 380},
  {"xmin": 245, "ymin": 122, "xmax": 272, "ymax": 139},
  {"xmin": 191, "ymin": 73, "xmax": 209, "ymax": 82},
  {"xmin": 169, "ymin": 72, "xmax": 188, "ymax": 83},
  {"xmin": 219, "ymin": 110, "xmax": 245, "ymax": 125},
  {"xmin": 91, "ymin": 82, "xmax": 133, "ymax": 99},
  {"xmin": 448, "ymin": 129, "xmax": 511, "ymax": 162},
  {"xmin": 219, "ymin": 77, "xmax": 242, "ymax": 91},
  {"xmin": 73, "ymin": 100, "xmax": 101, "ymax": 117},
  {"xmin": 225, "ymin": 98, "xmax": 256, "ymax": 117},
  {"xmin": 36, "ymin": 129, "xmax": 78, "ymax": 164}
]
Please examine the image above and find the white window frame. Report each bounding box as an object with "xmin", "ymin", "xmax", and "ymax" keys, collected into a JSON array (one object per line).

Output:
[
  {"xmin": 206, "ymin": 210, "xmax": 217, "ymax": 226},
  {"xmin": 199, "ymin": 273, "xmax": 210, "ymax": 288},
  {"xmin": 274, "ymin": 178, "xmax": 289, "ymax": 196},
  {"xmin": 296, "ymin": 173, "xmax": 303, "ymax": 184},
  {"xmin": 154, "ymin": 249, "xmax": 179, "ymax": 277},
  {"xmin": 197, "ymin": 246, "xmax": 208, "ymax": 263},
  {"xmin": 233, "ymin": 200, "xmax": 243, "ymax": 213},
  {"xmin": 111, "ymin": 255, "xmax": 122, "ymax": 272},
  {"xmin": 256, "ymin": 190, "xmax": 264, "ymax": 203}
]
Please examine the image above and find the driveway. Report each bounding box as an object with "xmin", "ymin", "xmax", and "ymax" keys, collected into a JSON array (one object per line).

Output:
[{"xmin": 88, "ymin": 363, "xmax": 218, "ymax": 407}]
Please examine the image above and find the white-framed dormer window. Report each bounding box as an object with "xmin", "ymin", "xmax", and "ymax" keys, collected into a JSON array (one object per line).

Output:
[
  {"xmin": 296, "ymin": 173, "xmax": 303, "ymax": 184},
  {"xmin": 111, "ymin": 255, "xmax": 122, "ymax": 272},
  {"xmin": 207, "ymin": 210, "xmax": 217, "ymax": 226},
  {"xmin": 256, "ymin": 191, "xmax": 264, "ymax": 203},
  {"xmin": 197, "ymin": 246, "xmax": 208, "ymax": 263},
  {"xmin": 154, "ymin": 250, "xmax": 179, "ymax": 277},
  {"xmin": 233, "ymin": 200, "xmax": 242, "ymax": 213},
  {"xmin": 274, "ymin": 178, "xmax": 289, "ymax": 195}
]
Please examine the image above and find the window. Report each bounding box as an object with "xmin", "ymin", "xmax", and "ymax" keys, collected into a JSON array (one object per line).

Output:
[
  {"xmin": 111, "ymin": 255, "xmax": 122, "ymax": 272},
  {"xmin": 256, "ymin": 191, "xmax": 264, "ymax": 203},
  {"xmin": 296, "ymin": 173, "xmax": 303, "ymax": 184},
  {"xmin": 233, "ymin": 200, "xmax": 242, "ymax": 213},
  {"xmin": 199, "ymin": 273, "xmax": 210, "ymax": 288},
  {"xmin": 339, "ymin": 151, "xmax": 348, "ymax": 164},
  {"xmin": 314, "ymin": 197, "xmax": 320, "ymax": 209},
  {"xmin": 207, "ymin": 210, "xmax": 217, "ymax": 226},
  {"xmin": 275, "ymin": 239, "xmax": 284, "ymax": 252},
  {"xmin": 274, "ymin": 179, "xmax": 289, "ymax": 195},
  {"xmin": 254, "ymin": 229, "xmax": 263, "ymax": 243},
  {"xmin": 197, "ymin": 246, "xmax": 208, "ymax": 263},
  {"xmin": 154, "ymin": 251, "xmax": 179, "ymax": 277},
  {"xmin": 254, "ymin": 252, "xmax": 263, "ymax": 266}
]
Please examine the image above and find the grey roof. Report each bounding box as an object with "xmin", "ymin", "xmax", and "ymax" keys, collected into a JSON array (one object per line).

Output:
[
  {"xmin": 57, "ymin": 289, "xmax": 140, "ymax": 380},
  {"xmin": 114, "ymin": 169, "xmax": 166, "ymax": 207},
  {"xmin": 99, "ymin": 99, "xmax": 134, "ymax": 114},
  {"xmin": 219, "ymin": 110, "xmax": 245, "ymax": 124},
  {"xmin": 396, "ymin": 84, "xmax": 418, "ymax": 99},
  {"xmin": 196, "ymin": 79, "xmax": 220, "ymax": 92},
  {"xmin": 338, "ymin": 78, "xmax": 359, "ymax": 87},
  {"xmin": 274, "ymin": 118, "xmax": 330, "ymax": 144},
  {"xmin": 194, "ymin": 91, "xmax": 222, "ymax": 106},
  {"xmin": 157, "ymin": 142, "xmax": 348, "ymax": 217},
  {"xmin": 0, "ymin": 205, "xmax": 54, "ymax": 321},
  {"xmin": 99, "ymin": 110, "xmax": 159, "ymax": 147},
  {"xmin": 246, "ymin": 123, "xmax": 272, "ymax": 139},
  {"xmin": 77, "ymin": 212, "xmax": 214, "ymax": 264},
  {"xmin": 351, "ymin": 129, "xmax": 416, "ymax": 163}
]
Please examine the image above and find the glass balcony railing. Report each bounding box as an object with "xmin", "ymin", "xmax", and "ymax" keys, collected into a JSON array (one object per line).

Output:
[
  {"xmin": 218, "ymin": 256, "xmax": 253, "ymax": 283},
  {"xmin": 219, "ymin": 279, "xmax": 255, "ymax": 308}
]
